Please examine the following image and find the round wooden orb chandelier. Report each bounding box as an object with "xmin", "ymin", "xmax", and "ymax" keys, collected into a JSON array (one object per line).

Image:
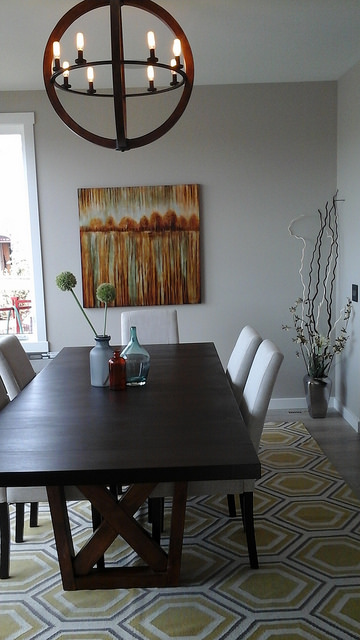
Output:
[{"xmin": 43, "ymin": 0, "xmax": 194, "ymax": 151}]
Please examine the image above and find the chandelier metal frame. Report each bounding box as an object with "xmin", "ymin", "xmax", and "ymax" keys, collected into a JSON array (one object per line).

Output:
[{"xmin": 43, "ymin": 0, "xmax": 194, "ymax": 151}]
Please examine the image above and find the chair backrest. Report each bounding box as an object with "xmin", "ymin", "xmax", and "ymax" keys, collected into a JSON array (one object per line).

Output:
[
  {"xmin": 0, "ymin": 375, "xmax": 10, "ymax": 501},
  {"xmin": 0, "ymin": 375, "xmax": 10, "ymax": 411},
  {"xmin": 120, "ymin": 309, "xmax": 179, "ymax": 344},
  {"xmin": 226, "ymin": 325, "xmax": 262, "ymax": 406},
  {"xmin": 0, "ymin": 335, "xmax": 35, "ymax": 400},
  {"xmin": 240, "ymin": 338, "xmax": 283, "ymax": 452}
]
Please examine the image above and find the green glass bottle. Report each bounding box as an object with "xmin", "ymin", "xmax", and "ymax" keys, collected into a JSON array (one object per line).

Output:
[{"xmin": 120, "ymin": 326, "xmax": 150, "ymax": 386}]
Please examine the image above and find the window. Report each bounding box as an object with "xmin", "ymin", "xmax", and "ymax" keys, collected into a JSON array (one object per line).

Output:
[{"xmin": 0, "ymin": 113, "xmax": 47, "ymax": 352}]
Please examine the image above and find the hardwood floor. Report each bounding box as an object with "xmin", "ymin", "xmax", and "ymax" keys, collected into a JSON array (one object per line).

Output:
[{"xmin": 267, "ymin": 409, "xmax": 360, "ymax": 499}]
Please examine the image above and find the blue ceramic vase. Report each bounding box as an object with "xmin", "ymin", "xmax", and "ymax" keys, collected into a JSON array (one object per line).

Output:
[{"xmin": 89, "ymin": 335, "xmax": 113, "ymax": 387}]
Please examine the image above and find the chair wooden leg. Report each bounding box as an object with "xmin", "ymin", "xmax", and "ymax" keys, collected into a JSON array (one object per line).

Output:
[
  {"xmin": 15, "ymin": 503, "xmax": 25, "ymax": 543},
  {"xmin": 109, "ymin": 485, "xmax": 118, "ymax": 498},
  {"xmin": 227, "ymin": 494, "xmax": 237, "ymax": 517},
  {"xmin": 148, "ymin": 497, "xmax": 153, "ymax": 523},
  {"xmin": 242, "ymin": 491, "xmax": 259, "ymax": 569},
  {"xmin": 30, "ymin": 502, "xmax": 38, "ymax": 527},
  {"xmin": 239, "ymin": 493, "xmax": 245, "ymax": 529},
  {"xmin": 0, "ymin": 502, "xmax": 10, "ymax": 579},
  {"xmin": 151, "ymin": 497, "xmax": 164, "ymax": 543},
  {"xmin": 149, "ymin": 497, "xmax": 164, "ymax": 527}
]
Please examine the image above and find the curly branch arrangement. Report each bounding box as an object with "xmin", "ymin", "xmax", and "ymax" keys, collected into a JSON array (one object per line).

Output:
[{"xmin": 283, "ymin": 193, "xmax": 352, "ymax": 378}]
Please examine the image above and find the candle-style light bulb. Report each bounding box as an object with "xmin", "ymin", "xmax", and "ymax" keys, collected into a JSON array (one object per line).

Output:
[
  {"xmin": 53, "ymin": 41, "xmax": 61, "ymax": 59},
  {"xmin": 53, "ymin": 41, "xmax": 61, "ymax": 71},
  {"xmin": 147, "ymin": 65, "xmax": 156, "ymax": 92},
  {"xmin": 75, "ymin": 32, "xmax": 86, "ymax": 64},
  {"xmin": 76, "ymin": 32, "xmax": 84, "ymax": 51},
  {"xmin": 147, "ymin": 31, "xmax": 155, "ymax": 50},
  {"xmin": 147, "ymin": 30, "xmax": 158, "ymax": 62},
  {"xmin": 173, "ymin": 38, "xmax": 181, "ymax": 65},
  {"xmin": 170, "ymin": 58, "xmax": 178, "ymax": 86},
  {"xmin": 87, "ymin": 66, "xmax": 96, "ymax": 94},
  {"xmin": 62, "ymin": 61, "xmax": 71, "ymax": 89}
]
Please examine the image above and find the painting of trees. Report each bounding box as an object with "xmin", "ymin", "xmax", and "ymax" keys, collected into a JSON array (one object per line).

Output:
[{"xmin": 78, "ymin": 184, "xmax": 200, "ymax": 307}]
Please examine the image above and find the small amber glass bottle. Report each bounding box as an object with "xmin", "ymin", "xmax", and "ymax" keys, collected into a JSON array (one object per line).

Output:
[{"xmin": 109, "ymin": 350, "xmax": 126, "ymax": 390}]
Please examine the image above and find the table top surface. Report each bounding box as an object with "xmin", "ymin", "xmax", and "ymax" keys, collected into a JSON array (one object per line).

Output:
[{"xmin": 0, "ymin": 342, "xmax": 260, "ymax": 486}]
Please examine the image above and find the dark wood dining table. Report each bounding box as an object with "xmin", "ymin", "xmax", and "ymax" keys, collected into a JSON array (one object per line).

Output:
[{"xmin": 0, "ymin": 342, "xmax": 261, "ymax": 590}]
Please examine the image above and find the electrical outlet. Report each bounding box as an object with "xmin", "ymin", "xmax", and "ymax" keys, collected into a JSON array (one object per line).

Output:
[{"xmin": 352, "ymin": 284, "xmax": 358, "ymax": 302}]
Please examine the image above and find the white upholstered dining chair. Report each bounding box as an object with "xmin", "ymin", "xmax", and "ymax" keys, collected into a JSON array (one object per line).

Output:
[
  {"xmin": 226, "ymin": 325, "xmax": 262, "ymax": 406},
  {"xmin": 0, "ymin": 334, "xmax": 36, "ymax": 400},
  {"xmin": 120, "ymin": 308, "xmax": 179, "ymax": 345},
  {"xmin": 1, "ymin": 483, "xmax": 84, "ymax": 579},
  {"xmin": 0, "ymin": 375, "xmax": 10, "ymax": 578},
  {"xmin": 0, "ymin": 337, "xmax": 83, "ymax": 578},
  {"xmin": 150, "ymin": 338, "xmax": 284, "ymax": 569},
  {"xmin": 225, "ymin": 324, "xmax": 262, "ymax": 516},
  {"xmin": 0, "ymin": 375, "xmax": 9, "ymax": 410},
  {"xmin": 0, "ymin": 334, "xmax": 39, "ymax": 551}
]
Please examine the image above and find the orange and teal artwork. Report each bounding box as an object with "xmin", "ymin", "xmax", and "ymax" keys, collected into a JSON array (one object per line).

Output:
[{"xmin": 78, "ymin": 184, "xmax": 200, "ymax": 307}]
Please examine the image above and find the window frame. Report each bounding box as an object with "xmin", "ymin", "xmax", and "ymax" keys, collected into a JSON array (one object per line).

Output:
[{"xmin": 0, "ymin": 112, "xmax": 48, "ymax": 352}]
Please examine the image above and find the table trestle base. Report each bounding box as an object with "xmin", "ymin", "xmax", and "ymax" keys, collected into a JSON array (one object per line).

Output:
[{"xmin": 46, "ymin": 482, "xmax": 187, "ymax": 590}]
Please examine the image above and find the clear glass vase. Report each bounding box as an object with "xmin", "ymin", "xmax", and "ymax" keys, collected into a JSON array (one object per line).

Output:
[
  {"xmin": 89, "ymin": 335, "xmax": 113, "ymax": 387},
  {"xmin": 120, "ymin": 326, "xmax": 150, "ymax": 386}
]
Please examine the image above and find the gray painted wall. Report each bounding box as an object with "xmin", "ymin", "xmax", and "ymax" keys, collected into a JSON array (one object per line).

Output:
[
  {"xmin": 0, "ymin": 82, "xmax": 337, "ymax": 405},
  {"xmin": 338, "ymin": 61, "xmax": 360, "ymax": 429}
]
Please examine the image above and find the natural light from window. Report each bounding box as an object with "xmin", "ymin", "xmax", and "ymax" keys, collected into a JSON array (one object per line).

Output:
[{"xmin": 0, "ymin": 113, "xmax": 47, "ymax": 352}]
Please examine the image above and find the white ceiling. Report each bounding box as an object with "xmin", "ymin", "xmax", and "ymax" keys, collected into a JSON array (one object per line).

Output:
[{"xmin": 2, "ymin": 0, "xmax": 360, "ymax": 91}]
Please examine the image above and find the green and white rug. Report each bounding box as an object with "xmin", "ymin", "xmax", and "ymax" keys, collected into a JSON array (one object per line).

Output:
[{"xmin": 1, "ymin": 421, "xmax": 360, "ymax": 640}]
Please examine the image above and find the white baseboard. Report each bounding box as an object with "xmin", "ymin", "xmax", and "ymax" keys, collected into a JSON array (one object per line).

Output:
[{"xmin": 333, "ymin": 398, "xmax": 359, "ymax": 432}]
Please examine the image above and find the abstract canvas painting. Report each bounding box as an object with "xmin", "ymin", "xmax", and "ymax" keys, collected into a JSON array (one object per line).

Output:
[{"xmin": 78, "ymin": 184, "xmax": 200, "ymax": 307}]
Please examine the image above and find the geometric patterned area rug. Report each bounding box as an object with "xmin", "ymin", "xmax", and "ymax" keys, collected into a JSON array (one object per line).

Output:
[{"xmin": 1, "ymin": 421, "xmax": 360, "ymax": 640}]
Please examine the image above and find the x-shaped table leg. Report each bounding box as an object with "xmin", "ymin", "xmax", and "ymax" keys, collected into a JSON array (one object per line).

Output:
[{"xmin": 47, "ymin": 481, "xmax": 187, "ymax": 590}]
